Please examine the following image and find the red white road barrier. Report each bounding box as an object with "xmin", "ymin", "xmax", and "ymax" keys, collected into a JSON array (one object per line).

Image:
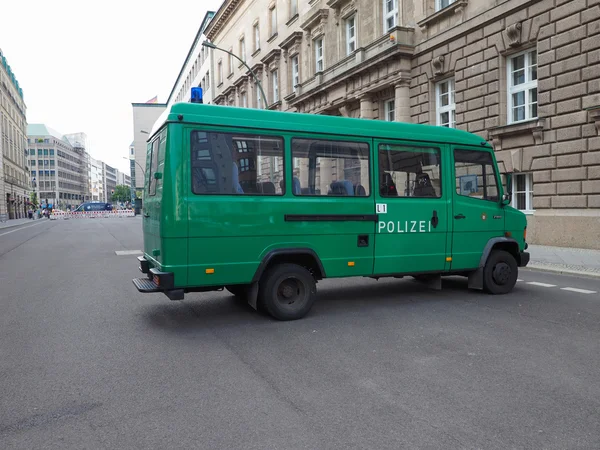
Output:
[{"xmin": 50, "ymin": 210, "xmax": 136, "ymax": 220}]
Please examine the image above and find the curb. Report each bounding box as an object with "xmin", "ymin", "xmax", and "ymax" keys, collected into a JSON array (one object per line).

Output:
[{"xmin": 525, "ymin": 264, "xmax": 600, "ymax": 279}]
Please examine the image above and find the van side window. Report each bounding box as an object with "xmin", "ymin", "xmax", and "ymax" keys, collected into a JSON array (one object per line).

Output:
[
  {"xmin": 378, "ymin": 144, "xmax": 442, "ymax": 198},
  {"xmin": 149, "ymin": 138, "xmax": 160, "ymax": 196},
  {"xmin": 191, "ymin": 131, "xmax": 284, "ymax": 195},
  {"xmin": 290, "ymin": 138, "xmax": 370, "ymax": 196},
  {"xmin": 454, "ymin": 150, "xmax": 499, "ymax": 202}
]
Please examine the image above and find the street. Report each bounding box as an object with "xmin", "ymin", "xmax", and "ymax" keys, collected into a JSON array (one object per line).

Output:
[{"xmin": 1, "ymin": 217, "xmax": 599, "ymax": 450}]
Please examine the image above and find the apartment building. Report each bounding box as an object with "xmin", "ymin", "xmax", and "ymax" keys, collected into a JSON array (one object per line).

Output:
[
  {"xmin": 0, "ymin": 48, "xmax": 29, "ymax": 219},
  {"xmin": 202, "ymin": 0, "xmax": 600, "ymax": 248}
]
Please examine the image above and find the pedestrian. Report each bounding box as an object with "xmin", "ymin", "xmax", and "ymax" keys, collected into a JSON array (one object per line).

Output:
[{"xmin": 28, "ymin": 208, "xmax": 33, "ymax": 219}]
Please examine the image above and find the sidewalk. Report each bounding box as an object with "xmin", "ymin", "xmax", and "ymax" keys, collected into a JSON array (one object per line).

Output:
[
  {"xmin": 528, "ymin": 244, "xmax": 600, "ymax": 278},
  {"xmin": 0, "ymin": 217, "xmax": 42, "ymax": 231}
]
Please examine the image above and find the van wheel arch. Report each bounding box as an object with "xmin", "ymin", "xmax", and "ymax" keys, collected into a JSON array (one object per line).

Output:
[
  {"xmin": 469, "ymin": 237, "xmax": 520, "ymax": 290},
  {"xmin": 252, "ymin": 248, "xmax": 325, "ymax": 284}
]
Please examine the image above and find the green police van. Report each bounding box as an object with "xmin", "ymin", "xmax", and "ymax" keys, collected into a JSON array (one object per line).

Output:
[{"xmin": 133, "ymin": 103, "xmax": 529, "ymax": 320}]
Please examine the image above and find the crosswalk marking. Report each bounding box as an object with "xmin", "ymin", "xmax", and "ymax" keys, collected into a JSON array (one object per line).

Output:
[
  {"xmin": 527, "ymin": 282, "xmax": 557, "ymax": 287},
  {"xmin": 560, "ymin": 287, "xmax": 597, "ymax": 294}
]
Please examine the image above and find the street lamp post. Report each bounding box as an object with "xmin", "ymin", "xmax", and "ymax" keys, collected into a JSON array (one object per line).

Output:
[{"xmin": 202, "ymin": 40, "xmax": 268, "ymax": 108}]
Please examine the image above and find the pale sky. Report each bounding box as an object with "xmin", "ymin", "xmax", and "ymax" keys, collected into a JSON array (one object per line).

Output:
[{"xmin": 0, "ymin": 0, "xmax": 222, "ymax": 174}]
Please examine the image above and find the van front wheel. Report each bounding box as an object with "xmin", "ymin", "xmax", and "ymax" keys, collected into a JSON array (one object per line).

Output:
[
  {"xmin": 483, "ymin": 250, "xmax": 518, "ymax": 294},
  {"xmin": 259, "ymin": 264, "xmax": 316, "ymax": 320}
]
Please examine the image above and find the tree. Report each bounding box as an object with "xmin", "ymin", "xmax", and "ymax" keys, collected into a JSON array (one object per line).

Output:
[
  {"xmin": 111, "ymin": 185, "xmax": 130, "ymax": 203},
  {"xmin": 30, "ymin": 192, "xmax": 39, "ymax": 209}
]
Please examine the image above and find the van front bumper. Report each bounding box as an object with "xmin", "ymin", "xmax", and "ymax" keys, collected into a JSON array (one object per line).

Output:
[{"xmin": 519, "ymin": 251, "xmax": 530, "ymax": 267}]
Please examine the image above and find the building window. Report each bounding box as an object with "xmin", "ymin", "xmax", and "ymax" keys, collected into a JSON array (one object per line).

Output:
[
  {"xmin": 228, "ymin": 49, "xmax": 234, "ymax": 75},
  {"xmin": 254, "ymin": 23, "xmax": 260, "ymax": 52},
  {"xmin": 436, "ymin": 78, "xmax": 455, "ymax": 128},
  {"xmin": 240, "ymin": 37, "xmax": 246, "ymax": 62},
  {"xmin": 384, "ymin": 99, "xmax": 395, "ymax": 122},
  {"xmin": 31, "ymin": 160, "xmax": 36, "ymax": 166},
  {"xmin": 218, "ymin": 60, "xmax": 223, "ymax": 85},
  {"xmin": 436, "ymin": 0, "xmax": 455, "ymax": 11},
  {"xmin": 290, "ymin": 0, "xmax": 298, "ymax": 17},
  {"xmin": 270, "ymin": 6, "xmax": 278, "ymax": 37},
  {"xmin": 256, "ymin": 82, "xmax": 262, "ymax": 109},
  {"xmin": 512, "ymin": 173, "xmax": 533, "ymax": 212},
  {"xmin": 49, "ymin": 149, "xmax": 54, "ymax": 156},
  {"xmin": 271, "ymin": 70, "xmax": 279, "ymax": 103},
  {"xmin": 384, "ymin": 0, "xmax": 398, "ymax": 32},
  {"xmin": 206, "ymin": 71, "xmax": 210, "ymax": 89},
  {"xmin": 346, "ymin": 16, "xmax": 356, "ymax": 55},
  {"xmin": 292, "ymin": 55, "xmax": 299, "ymax": 93},
  {"xmin": 315, "ymin": 38, "xmax": 324, "ymax": 72},
  {"xmin": 241, "ymin": 92, "xmax": 248, "ymax": 108},
  {"xmin": 508, "ymin": 49, "xmax": 538, "ymax": 123}
]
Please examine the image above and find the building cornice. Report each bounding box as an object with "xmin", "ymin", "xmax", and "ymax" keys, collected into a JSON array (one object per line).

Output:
[{"xmin": 206, "ymin": 0, "xmax": 244, "ymax": 41}]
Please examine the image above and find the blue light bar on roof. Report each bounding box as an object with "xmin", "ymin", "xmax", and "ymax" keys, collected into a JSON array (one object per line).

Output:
[{"xmin": 191, "ymin": 87, "xmax": 203, "ymax": 104}]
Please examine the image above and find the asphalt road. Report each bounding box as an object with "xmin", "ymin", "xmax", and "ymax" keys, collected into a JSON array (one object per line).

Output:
[{"xmin": 1, "ymin": 217, "xmax": 599, "ymax": 450}]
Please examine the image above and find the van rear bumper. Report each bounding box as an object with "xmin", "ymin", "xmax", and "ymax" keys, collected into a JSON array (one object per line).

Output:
[
  {"xmin": 134, "ymin": 256, "xmax": 184, "ymax": 300},
  {"xmin": 519, "ymin": 251, "xmax": 530, "ymax": 267}
]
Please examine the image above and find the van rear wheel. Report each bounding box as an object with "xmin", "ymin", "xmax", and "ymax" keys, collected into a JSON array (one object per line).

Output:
[
  {"xmin": 259, "ymin": 263, "xmax": 316, "ymax": 320},
  {"xmin": 483, "ymin": 250, "xmax": 518, "ymax": 294}
]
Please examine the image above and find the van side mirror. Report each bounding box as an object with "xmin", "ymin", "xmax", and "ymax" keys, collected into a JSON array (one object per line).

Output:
[
  {"xmin": 502, "ymin": 173, "xmax": 512, "ymax": 205},
  {"xmin": 153, "ymin": 172, "xmax": 162, "ymax": 180}
]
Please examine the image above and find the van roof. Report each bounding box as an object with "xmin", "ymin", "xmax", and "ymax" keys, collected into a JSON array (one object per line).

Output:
[{"xmin": 150, "ymin": 102, "xmax": 491, "ymax": 149}]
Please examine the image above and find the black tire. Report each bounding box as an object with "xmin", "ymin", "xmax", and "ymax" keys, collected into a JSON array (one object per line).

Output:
[
  {"xmin": 258, "ymin": 263, "xmax": 316, "ymax": 320},
  {"xmin": 483, "ymin": 250, "xmax": 518, "ymax": 294},
  {"xmin": 226, "ymin": 284, "xmax": 249, "ymax": 299}
]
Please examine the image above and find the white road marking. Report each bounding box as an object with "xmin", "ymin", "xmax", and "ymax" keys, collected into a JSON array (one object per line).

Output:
[
  {"xmin": 0, "ymin": 221, "xmax": 46, "ymax": 237},
  {"xmin": 560, "ymin": 287, "xmax": 597, "ymax": 294},
  {"xmin": 517, "ymin": 279, "xmax": 524, "ymax": 282},
  {"xmin": 115, "ymin": 250, "xmax": 143, "ymax": 256},
  {"xmin": 527, "ymin": 282, "xmax": 557, "ymax": 287}
]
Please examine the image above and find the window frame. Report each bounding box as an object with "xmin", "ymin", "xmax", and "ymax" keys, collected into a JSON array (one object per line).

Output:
[
  {"xmin": 512, "ymin": 172, "xmax": 534, "ymax": 214},
  {"xmin": 272, "ymin": 69, "xmax": 279, "ymax": 103},
  {"xmin": 507, "ymin": 49, "xmax": 538, "ymax": 124},
  {"xmin": 217, "ymin": 60, "xmax": 223, "ymax": 85},
  {"xmin": 190, "ymin": 129, "xmax": 285, "ymax": 196},
  {"xmin": 346, "ymin": 15, "xmax": 356, "ymax": 55},
  {"xmin": 254, "ymin": 23, "xmax": 260, "ymax": 52},
  {"xmin": 378, "ymin": 143, "xmax": 443, "ymax": 199},
  {"xmin": 270, "ymin": 6, "xmax": 278, "ymax": 37},
  {"xmin": 384, "ymin": 99, "xmax": 395, "ymax": 122},
  {"xmin": 435, "ymin": 78, "xmax": 456, "ymax": 128},
  {"xmin": 291, "ymin": 55, "xmax": 300, "ymax": 93},
  {"xmin": 435, "ymin": 0, "xmax": 455, "ymax": 11},
  {"xmin": 290, "ymin": 136, "xmax": 372, "ymax": 198},
  {"xmin": 239, "ymin": 37, "xmax": 246, "ymax": 62},
  {"xmin": 453, "ymin": 149, "xmax": 501, "ymax": 203},
  {"xmin": 314, "ymin": 38, "xmax": 324, "ymax": 73},
  {"xmin": 290, "ymin": 0, "xmax": 298, "ymax": 17},
  {"xmin": 383, "ymin": 0, "xmax": 398, "ymax": 32}
]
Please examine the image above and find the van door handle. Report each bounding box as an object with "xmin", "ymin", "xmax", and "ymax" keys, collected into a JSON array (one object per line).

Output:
[
  {"xmin": 431, "ymin": 210, "xmax": 439, "ymax": 228},
  {"xmin": 143, "ymin": 213, "xmax": 150, "ymax": 218},
  {"xmin": 454, "ymin": 214, "xmax": 466, "ymax": 219}
]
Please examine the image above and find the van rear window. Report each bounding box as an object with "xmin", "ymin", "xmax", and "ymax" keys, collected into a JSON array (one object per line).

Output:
[{"xmin": 191, "ymin": 131, "xmax": 284, "ymax": 195}]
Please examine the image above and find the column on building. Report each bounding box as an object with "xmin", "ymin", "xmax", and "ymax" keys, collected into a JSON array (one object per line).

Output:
[
  {"xmin": 394, "ymin": 79, "xmax": 411, "ymax": 123},
  {"xmin": 359, "ymin": 94, "xmax": 373, "ymax": 120}
]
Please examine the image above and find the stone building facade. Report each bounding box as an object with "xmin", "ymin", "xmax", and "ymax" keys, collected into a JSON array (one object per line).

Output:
[
  {"xmin": 0, "ymin": 48, "xmax": 29, "ymax": 220},
  {"xmin": 200, "ymin": 0, "xmax": 600, "ymax": 248}
]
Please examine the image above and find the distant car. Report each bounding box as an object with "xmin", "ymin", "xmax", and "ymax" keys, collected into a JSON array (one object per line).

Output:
[{"xmin": 73, "ymin": 202, "xmax": 113, "ymax": 212}]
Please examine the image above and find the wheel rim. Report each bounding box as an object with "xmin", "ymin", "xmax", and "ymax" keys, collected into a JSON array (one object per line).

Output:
[
  {"xmin": 492, "ymin": 262, "xmax": 512, "ymax": 285},
  {"xmin": 276, "ymin": 277, "xmax": 305, "ymax": 309}
]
